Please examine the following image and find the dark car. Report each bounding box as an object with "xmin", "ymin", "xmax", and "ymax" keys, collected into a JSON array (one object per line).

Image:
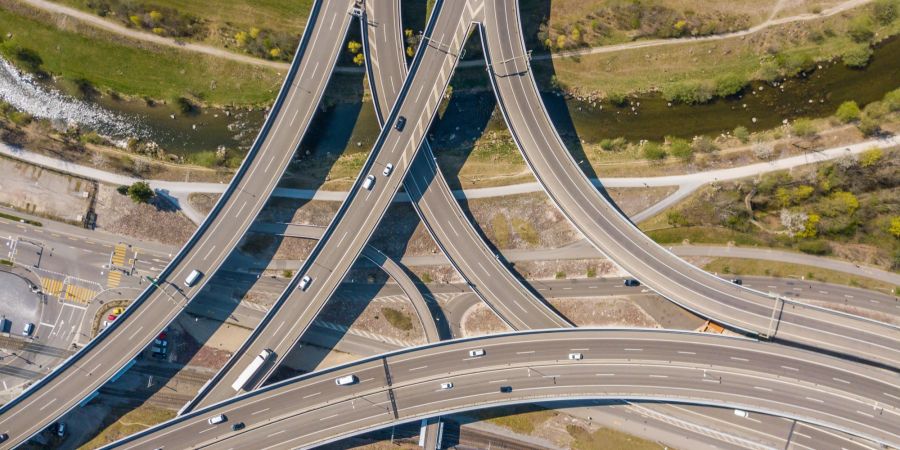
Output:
[
  {"xmin": 623, "ymin": 278, "xmax": 640, "ymax": 287},
  {"xmin": 0, "ymin": 434, "xmax": 7, "ymax": 442},
  {"xmin": 499, "ymin": 386, "xmax": 513, "ymax": 393},
  {"xmin": 730, "ymin": 278, "xmax": 743, "ymax": 285},
  {"xmin": 231, "ymin": 422, "xmax": 245, "ymax": 431},
  {"xmin": 394, "ymin": 116, "xmax": 407, "ymax": 131}
]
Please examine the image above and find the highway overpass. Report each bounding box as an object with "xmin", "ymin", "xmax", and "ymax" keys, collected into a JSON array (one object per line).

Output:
[
  {"xmin": 107, "ymin": 329, "xmax": 900, "ymax": 449},
  {"xmin": 0, "ymin": 0, "xmax": 355, "ymax": 446}
]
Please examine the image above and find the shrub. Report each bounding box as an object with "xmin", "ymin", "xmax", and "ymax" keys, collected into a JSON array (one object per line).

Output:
[
  {"xmin": 859, "ymin": 148, "xmax": 883, "ymax": 167},
  {"xmin": 669, "ymin": 138, "xmax": 693, "ymax": 160},
  {"xmin": 174, "ymin": 97, "xmax": 195, "ymax": 114},
  {"xmin": 555, "ymin": 271, "xmax": 566, "ymax": 279},
  {"xmin": 661, "ymin": 80, "xmax": 715, "ymax": 104},
  {"xmin": 889, "ymin": 216, "xmax": 900, "ymax": 238},
  {"xmin": 586, "ymin": 266, "xmax": 597, "ymax": 278},
  {"xmin": 281, "ymin": 269, "xmax": 293, "ymax": 278},
  {"xmin": 791, "ymin": 118, "xmax": 816, "ymax": 137},
  {"xmin": 116, "ymin": 185, "xmax": 129, "ymax": 195},
  {"xmin": 420, "ymin": 272, "xmax": 433, "ymax": 283},
  {"xmin": 126, "ymin": 181, "xmax": 154, "ymax": 203},
  {"xmin": 835, "ymin": 101, "xmax": 861, "ymax": 123},
  {"xmin": 884, "ymin": 88, "xmax": 900, "ymax": 111},
  {"xmin": 692, "ymin": 136, "xmax": 718, "ymax": 153},
  {"xmin": 642, "ymin": 142, "xmax": 666, "ymax": 160},
  {"xmin": 9, "ymin": 46, "xmax": 44, "ymax": 74},
  {"xmin": 798, "ymin": 239, "xmax": 831, "ymax": 255},
  {"xmin": 848, "ymin": 16, "xmax": 875, "ymax": 42},
  {"xmin": 732, "ymin": 126, "xmax": 750, "ymax": 143},
  {"xmin": 842, "ymin": 44, "xmax": 873, "ymax": 68},
  {"xmin": 857, "ymin": 115, "xmax": 881, "ymax": 136},
  {"xmin": 873, "ymin": 0, "xmax": 898, "ymax": 24},
  {"xmin": 599, "ymin": 137, "xmax": 627, "ymax": 151},
  {"xmin": 714, "ymin": 73, "xmax": 747, "ymax": 98},
  {"xmin": 381, "ymin": 307, "xmax": 412, "ymax": 331}
]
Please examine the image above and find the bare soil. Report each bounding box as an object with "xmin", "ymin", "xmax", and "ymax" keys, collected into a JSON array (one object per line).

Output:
[
  {"xmin": 187, "ymin": 192, "xmax": 219, "ymax": 216},
  {"xmin": 549, "ymin": 297, "xmax": 660, "ymax": 328},
  {"xmin": 511, "ymin": 259, "xmax": 626, "ymax": 281},
  {"xmin": 93, "ymin": 184, "xmax": 195, "ymax": 245},
  {"xmin": 318, "ymin": 295, "xmax": 426, "ymax": 345},
  {"xmin": 0, "ymin": 154, "xmax": 94, "ymax": 224},
  {"xmin": 460, "ymin": 303, "xmax": 513, "ymax": 337}
]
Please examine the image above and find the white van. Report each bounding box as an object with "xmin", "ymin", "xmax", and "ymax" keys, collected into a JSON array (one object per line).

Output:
[
  {"xmin": 568, "ymin": 353, "xmax": 583, "ymax": 360},
  {"xmin": 207, "ymin": 414, "xmax": 227, "ymax": 425},
  {"xmin": 335, "ymin": 374, "xmax": 357, "ymax": 386},
  {"xmin": 734, "ymin": 409, "xmax": 750, "ymax": 418},
  {"xmin": 468, "ymin": 349, "xmax": 485, "ymax": 357},
  {"xmin": 184, "ymin": 270, "xmax": 202, "ymax": 287},
  {"xmin": 362, "ymin": 174, "xmax": 375, "ymax": 190},
  {"xmin": 299, "ymin": 275, "xmax": 312, "ymax": 291}
]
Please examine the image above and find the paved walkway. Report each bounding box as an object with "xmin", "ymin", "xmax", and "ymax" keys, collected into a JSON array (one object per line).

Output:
[{"xmin": 4, "ymin": 136, "xmax": 894, "ymax": 204}]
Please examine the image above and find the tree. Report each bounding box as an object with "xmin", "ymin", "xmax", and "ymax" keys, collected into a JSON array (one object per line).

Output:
[
  {"xmin": 353, "ymin": 53, "xmax": 365, "ymax": 66},
  {"xmin": 821, "ymin": 191, "xmax": 859, "ymax": 217},
  {"xmin": 347, "ymin": 40, "xmax": 363, "ymax": 54},
  {"xmin": 848, "ymin": 16, "xmax": 874, "ymax": 42},
  {"xmin": 127, "ymin": 182, "xmax": 154, "ymax": 204},
  {"xmin": 796, "ymin": 214, "xmax": 820, "ymax": 238},
  {"xmin": 835, "ymin": 101, "xmax": 861, "ymax": 123},
  {"xmin": 873, "ymin": 0, "xmax": 898, "ymax": 24},
  {"xmin": 715, "ymin": 73, "xmax": 747, "ymax": 98},
  {"xmin": 842, "ymin": 44, "xmax": 873, "ymax": 68},
  {"xmin": 752, "ymin": 141, "xmax": 774, "ymax": 160},
  {"xmin": 732, "ymin": 126, "xmax": 750, "ymax": 143},
  {"xmin": 235, "ymin": 31, "xmax": 249, "ymax": 46}
]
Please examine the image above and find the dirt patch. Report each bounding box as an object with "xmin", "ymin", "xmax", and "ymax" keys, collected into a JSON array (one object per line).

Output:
[
  {"xmin": 319, "ymin": 296, "xmax": 426, "ymax": 345},
  {"xmin": 460, "ymin": 303, "xmax": 513, "ymax": 337},
  {"xmin": 466, "ymin": 192, "xmax": 579, "ymax": 250},
  {"xmin": 808, "ymin": 301, "xmax": 899, "ymax": 325},
  {"xmin": 606, "ymin": 186, "xmax": 679, "ymax": 217},
  {"xmin": 0, "ymin": 154, "xmax": 95, "ymax": 225},
  {"xmin": 94, "ymin": 184, "xmax": 195, "ymax": 246},
  {"xmin": 187, "ymin": 192, "xmax": 219, "ymax": 216},
  {"xmin": 511, "ymin": 259, "xmax": 625, "ymax": 281},
  {"xmin": 549, "ymin": 297, "xmax": 660, "ymax": 328}
]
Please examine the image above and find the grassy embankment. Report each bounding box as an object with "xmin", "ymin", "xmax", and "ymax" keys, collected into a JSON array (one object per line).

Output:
[{"xmin": 79, "ymin": 404, "xmax": 175, "ymax": 449}]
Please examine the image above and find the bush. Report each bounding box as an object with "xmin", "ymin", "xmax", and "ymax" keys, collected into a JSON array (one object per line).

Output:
[
  {"xmin": 857, "ymin": 115, "xmax": 881, "ymax": 135},
  {"xmin": 381, "ymin": 307, "xmax": 412, "ymax": 331},
  {"xmin": 791, "ymin": 118, "xmax": 817, "ymax": 137},
  {"xmin": 661, "ymin": 80, "xmax": 715, "ymax": 104},
  {"xmin": 116, "ymin": 185, "xmax": 129, "ymax": 195},
  {"xmin": 555, "ymin": 271, "xmax": 566, "ymax": 279},
  {"xmin": 669, "ymin": 138, "xmax": 693, "ymax": 160},
  {"xmin": 174, "ymin": 97, "xmax": 195, "ymax": 114},
  {"xmin": 691, "ymin": 136, "xmax": 718, "ymax": 153},
  {"xmin": 714, "ymin": 73, "xmax": 747, "ymax": 98},
  {"xmin": 599, "ymin": 137, "xmax": 627, "ymax": 151},
  {"xmin": 873, "ymin": 0, "xmax": 898, "ymax": 24},
  {"xmin": 642, "ymin": 142, "xmax": 666, "ymax": 160},
  {"xmin": 732, "ymin": 126, "xmax": 750, "ymax": 143},
  {"xmin": 842, "ymin": 44, "xmax": 873, "ymax": 68},
  {"xmin": 859, "ymin": 148, "xmax": 883, "ymax": 167},
  {"xmin": 586, "ymin": 266, "xmax": 597, "ymax": 278},
  {"xmin": 835, "ymin": 101, "xmax": 861, "ymax": 123},
  {"xmin": 9, "ymin": 46, "xmax": 44, "ymax": 74},
  {"xmin": 126, "ymin": 181, "xmax": 154, "ymax": 203},
  {"xmin": 281, "ymin": 269, "xmax": 293, "ymax": 278},
  {"xmin": 797, "ymin": 239, "xmax": 832, "ymax": 255},
  {"xmin": 848, "ymin": 16, "xmax": 875, "ymax": 42},
  {"xmin": 884, "ymin": 88, "xmax": 900, "ymax": 111}
]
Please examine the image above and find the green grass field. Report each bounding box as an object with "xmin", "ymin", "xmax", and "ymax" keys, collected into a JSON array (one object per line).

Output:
[{"xmin": 0, "ymin": 6, "xmax": 283, "ymax": 105}]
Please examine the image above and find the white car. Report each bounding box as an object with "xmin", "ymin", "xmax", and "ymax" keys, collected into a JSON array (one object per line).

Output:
[
  {"xmin": 468, "ymin": 349, "xmax": 485, "ymax": 357},
  {"xmin": 382, "ymin": 163, "xmax": 393, "ymax": 176},
  {"xmin": 207, "ymin": 414, "xmax": 226, "ymax": 425},
  {"xmin": 440, "ymin": 382, "xmax": 453, "ymax": 390},
  {"xmin": 299, "ymin": 275, "xmax": 312, "ymax": 291},
  {"xmin": 734, "ymin": 409, "xmax": 750, "ymax": 418},
  {"xmin": 335, "ymin": 374, "xmax": 358, "ymax": 386},
  {"xmin": 362, "ymin": 174, "xmax": 375, "ymax": 190},
  {"xmin": 568, "ymin": 353, "xmax": 583, "ymax": 360}
]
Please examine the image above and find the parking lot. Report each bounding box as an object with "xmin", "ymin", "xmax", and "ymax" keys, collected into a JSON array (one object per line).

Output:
[{"xmin": 0, "ymin": 271, "xmax": 41, "ymax": 335}]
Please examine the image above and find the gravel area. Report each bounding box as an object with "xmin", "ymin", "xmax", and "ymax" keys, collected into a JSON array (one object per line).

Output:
[
  {"xmin": 0, "ymin": 155, "xmax": 95, "ymax": 224},
  {"xmin": 187, "ymin": 193, "xmax": 219, "ymax": 216},
  {"xmin": 94, "ymin": 184, "xmax": 195, "ymax": 246},
  {"xmin": 319, "ymin": 295, "xmax": 426, "ymax": 345},
  {"xmin": 460, "ymin": 303, "xmax": 512, "ymax": 337},
  {"xmin": 510, "ymin": 259, "xmax": 625, "ymax": 281},
  {"xmin": 549, "ymin": 297, "xmax": 659, "ymax": 328}
]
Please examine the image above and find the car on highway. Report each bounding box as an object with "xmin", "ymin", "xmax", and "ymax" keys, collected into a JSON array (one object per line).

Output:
[
  {"xmin": 207, "ymin": 414, "xmax": 227, "ymax": 425},
  {"xmin": 185, "ymin": 269, "xmax": 203, "ymax": 287},
  {"xmin": 362, "ymin": 174, "xmax": 376, "ymax": 190},
  {"xmin": 730, "ymin": 278, "xmax": 743, "ymax": 285},
  {"xmin": 623, "ymin": 278, "xmax": 640, "ymax": 287},
  {"xmin": 231, "ymin": 422, "xmax": 245, "ymax": 431},
  {"xmin": 22, "ymin": 322, "xmax": 34, "ymax": 337},
  {"xmin": 440, "ymin": 382, "xmax": 453, "ymax": 390},
  {"xmin": 568, "ymin": 353, "xmax": 583, "ymax": 360},
  {"xmin": 299, "ymin": 275, "xmax": 312, "ymax": 291},
  {"xmin": 382, "ymin": 163, "xmax": 393, "ymax": 176},
  {"xmin": 734, "ymin": 409, "xmax": 750, "ymax": 418},
  {"xmin": 499, "ymin": 386, "xmax": 513, "ymax": 393},
  {"xmin": 394, "ymin": 116, "xmax": 407, "ymax": 131},
  {"xmin": 0, "ymin": 433, "xmax": 7, "ymax": 443},
  {"xmin": 468, "ymin": 349, "xmax": 485, "ymax": 357},
  {"xmin": 335, "ymin": 374, "xmax": 357, "ymax": 386}
]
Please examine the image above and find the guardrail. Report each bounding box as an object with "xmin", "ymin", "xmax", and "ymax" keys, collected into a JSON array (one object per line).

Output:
[{"xmin": 0, "ymin": 0, "xmax": 327, "ymax": 431}]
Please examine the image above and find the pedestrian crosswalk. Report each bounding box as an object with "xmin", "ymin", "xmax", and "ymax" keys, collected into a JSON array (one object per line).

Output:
[
  {"xmin": 64, "ymin": 284, "xmax": 96, "ymax": 305},
  {"xmin": 41, "ymin": 277, "xmax": 64, "ymax": 297},
  {"xmin": 111, "ymin": 244, "xmax": 127, "ymax": 267},
  {"xmin": 107, "ymin": 270, "xmax": 122, "ymax": 288}
]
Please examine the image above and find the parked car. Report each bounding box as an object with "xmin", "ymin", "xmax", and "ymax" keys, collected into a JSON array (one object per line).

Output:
[
  {"xmin": 22, "ymin": 323, "xmax": 34, "ymax": 336},
  {"xmin": 112, "ymin": 307, "xmax": 125, "ymax": 315},
  {"xmin": 107, "ymin": 314, "xmax": 118, "ymax": 321},
  {"xmin": 56, "ymin": 422, "xmax": 66, "ymax": 437}
]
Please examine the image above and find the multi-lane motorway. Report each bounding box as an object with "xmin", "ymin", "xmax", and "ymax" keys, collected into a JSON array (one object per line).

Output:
[
  {"xmin": 0, "ymin": 0, "xmax": 354, "ymax": 445},
  {"xmin": 187, "ymin": 0, "xmax": 484, "ymax": 410},
  {"xmin": 482, "ymin": 0, "xmax": 900, "ymax": 367},
  {"xmin": 108, "ymin": 330, "xmax": 900, "ymax": 449}
]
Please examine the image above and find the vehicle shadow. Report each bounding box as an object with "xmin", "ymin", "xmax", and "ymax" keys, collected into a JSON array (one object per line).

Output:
[{"xmin": 53, "ymin": 28, "xmax": 371, "ymax": 448}]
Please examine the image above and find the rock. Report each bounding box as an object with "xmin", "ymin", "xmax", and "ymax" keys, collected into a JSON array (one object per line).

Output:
[{"xmin": 752, "ymin": 117, "xmax": 757, "ymax": 123}]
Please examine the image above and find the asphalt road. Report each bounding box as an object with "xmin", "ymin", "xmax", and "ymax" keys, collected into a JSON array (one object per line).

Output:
[
  {"xmin": 482, "ymin": 0, "xmax": 900, "ymax": 367},
  {"xmin": 108, "ymin": 330, "xmax": 900, "ymax": 449},
  {"xmin": 187, "ymin": 0, "xmax": 483, "ymax": 410},
  {"xmin": 0, "ymin": 0, "xmax": 353, "ymax": 445}
]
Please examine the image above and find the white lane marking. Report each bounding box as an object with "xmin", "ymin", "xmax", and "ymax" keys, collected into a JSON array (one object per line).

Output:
[
  {"xmin": 596, "ymin": 373, "xmax": 615, "ymax": 377},
  {"xmin": 290, "ymin": 109, "xmax": 300, "ymax": 127},
  {"xmin": 805, "ymin": 397, "xmax": 825, "ymax": 403},
  {"xmin": 251, "ymin": 408, "xmax": 270, "ymax": 415},
  {"xmin": 38, "ymin": 398, "xmax": 57, "ymax": 411},
  {"xmin": 202, "ymin": 245, "xmax": 217, "ymax": 261},
  {"xmin": 648, "ymin": 375, "xmax": 668, "ymax": 379},
  {"xmin": 128, "ymin": 326, "xmax": 144, "ymax": 341},
  {"xmin": 487, "ymin": 379, "xmax": 508, "ymax": 384},
  {"xmin": 856, "ymin": 410, "xmax": 874, "ymax": 418},
  {"xmin": 781, "ymin": 365, "xmax": 799, "ymax": 371},
  {"xmin": 754, "ymin": 386, "xmax": 773, "ymax": 392},
  {"xmin": 832, "ymin": 377, "xmax": 851, "ymax": 384},
  {"xmin": 409, "ymin": 365, "xmax": 427, "ymax": 372},
  {"xmin": 516, "ymin": 351, "xmax": 534, "ymax": 355},
  {"xmin": 268, "ymin": 429, "xmax": 288, "ymax": 437},
  {"xmin": 884, "ymin": 392, "xmax": 900, "ymax": 401},
  {"xmin": 677, "ymin": 351, "xmax": 696, "ymax": 355},
  {"xmin": 623, "ymin": 348, "xmax": 642, "ymax": 351},
  {"xmin": 199, "ymin": 427, "xmax": 216, "ymax": 434},
  {"xmin": 730, "ymin": 357, "xmax": 749, "ymax": 362},
  {"xmin": 319, "ymin": 414, "xmax": 339, "ymax": 421},
  {"xmin": 302, "ymin": 392, "xmax": 321, "ymax": 399}
]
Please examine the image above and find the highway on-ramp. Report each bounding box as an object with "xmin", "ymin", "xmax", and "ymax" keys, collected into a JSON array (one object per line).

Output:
[
  {"xmin": 481, "ymin": 0, "xmax": 900, "ymax": 368},
  {"xmin": 186, "ymin": 0, "xmax": 485, "ymax": 411},
  {"xmin": 107, "ymin": 329, "xmax": 900, "ymax": 449},
  {"xmin": 0, "ymin": 1, "xmax": 354, "ymax": 446}
]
